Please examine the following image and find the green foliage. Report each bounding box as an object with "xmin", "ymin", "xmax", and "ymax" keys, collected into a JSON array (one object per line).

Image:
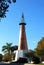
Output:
[
  {"xmin": 35, "ymin": 37, "xmax": 44, "ymax": 61},
  {"xmin": 2, "ymin": 43, "xmax": 18, "ymax": 61},
  {"xmin": 8, "ymin": 0, "xmax": 16, "ymax": 3},
  {"xmin": 0, "ymin": 1, "xmax": 9, "ymax": 18},
  {"xmin": 0, "ymin": 0, "xmax": 16, "ymax": 18},
  {"xmin": 25, "ymin": 50, "xmax": 40, "ymax": 64},
  {"xmin": 11, "ymin": 45, "xmax": 18, "ymax": 52},
  {"xmin": 32, "ymin": 55, "xmax": 40, "ymax": 64},
  {"xmin": 0, "ymin": 54, "xmax": 3, "ymax": 62},
  {"xmin": 2, "ymin": 42, "xmax": 18, "ymax": 54},
  {"xmin": 25, "ymin": 50, "xmax": 35, "ymax": 59},
  {"xmin": 2, "ymin": 42, "xmax": 12, "ymax": 53},
  {"xmin": 15, "ymin": 58, "xmax": 28, "ymax": 63},
  {"xmin": 2, "ymin": 52, "xmax": 15, "ymax": 62}
]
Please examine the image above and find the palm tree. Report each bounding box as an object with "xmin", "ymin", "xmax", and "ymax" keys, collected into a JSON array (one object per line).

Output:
[
  {"xmin": 2, "ymin": 42, "xmax": 18, "ymax": 54},
  {"xmin": 2, "ymin": 42, "xmax": 12, "ymax": 54},
  {"xmin": 2, "ymin": 42, "xmax": 18, "ymax": 61}
]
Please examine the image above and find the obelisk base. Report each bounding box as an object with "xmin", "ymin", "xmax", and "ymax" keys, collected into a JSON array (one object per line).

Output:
[{"xmin": 15, "ymin": 50, "xmax": 28, "ymax": 61}]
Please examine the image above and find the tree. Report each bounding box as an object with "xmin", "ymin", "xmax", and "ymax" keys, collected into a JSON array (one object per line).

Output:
[
  {"xmin": 2, "ymin": 42, "xmax": 12, "ymax": 54},
  {"xmin": 0, "ymin": 54, "xmax": 3, "ymax": 62},
  {"xmin": 25, "ymin": 50, "xmax": 34, "ymax": 62},
  {"xmin": 2, "ymin": 42, "xmax": 18, "ymax": 61},
  {"xmin": 2, "ymin": 52, "xmax": 15, "ymax": 62},
  {"xmin": 0, "ymin": 0, "xmax": 16, "ymax": 19},
  {"xmin": 2, "ymin": 42, "xmax": 18, "ymax": 54},
  {"xmin": 25, "ymin": 50, "xmax": 40, "ymax": 64},
  {"xmin": 35, "ymin": 37, "xmax": 44, "ymax": 62},
  {"xmin": 11, "ymin": 45, "xmax": 18, "ymax": 52}
]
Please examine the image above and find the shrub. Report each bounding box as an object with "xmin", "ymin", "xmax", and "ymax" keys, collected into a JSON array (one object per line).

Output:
[
  {"xmin": 32, "ymin": 55, "xmax": 40, "ymax": 64},
  {"xmin": 0, "ymin": 54, "xmax": 3, "ymax": 62},
  {"xmin": 15, "ymin": 57, "xmax": 28, "ymax": 63}
]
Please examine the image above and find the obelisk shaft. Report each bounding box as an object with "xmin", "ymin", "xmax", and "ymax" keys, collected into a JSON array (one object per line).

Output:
[{"xmin": 18, "ymin": 24, "xmax": 28, "ymax": 50}]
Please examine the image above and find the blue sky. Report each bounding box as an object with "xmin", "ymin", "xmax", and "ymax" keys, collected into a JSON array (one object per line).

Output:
[{"xmin": 0, "ymin": 0, "xmax": 44, "ymax": 54}]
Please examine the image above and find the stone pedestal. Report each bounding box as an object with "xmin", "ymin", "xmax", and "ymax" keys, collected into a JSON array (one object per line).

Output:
[{"xmin": 15, "ymin": 50, "xmax": 28, "ymax": 61}]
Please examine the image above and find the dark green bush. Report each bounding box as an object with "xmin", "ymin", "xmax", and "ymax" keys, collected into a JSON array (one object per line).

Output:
[
  {"xmin": 15, "ymin": 57, "xmax": 28, "ymax": 63},
  {"xmin": 32, "ymin": 56, "xmax": 40, "ymax": 64},
  {"xmin": 0, "ymin": 54, "xmax": 3, "ymax": 62}
]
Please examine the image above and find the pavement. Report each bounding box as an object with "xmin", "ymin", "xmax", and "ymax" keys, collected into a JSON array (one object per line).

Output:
[{"xmin": 0, "ymin": 62, "xmax": 37, "ymax": 65}]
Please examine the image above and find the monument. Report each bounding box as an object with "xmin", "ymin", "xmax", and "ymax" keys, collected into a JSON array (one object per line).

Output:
[{"xmin": 15, "ymin": 13, "xmax": 28, "ymax": 61}]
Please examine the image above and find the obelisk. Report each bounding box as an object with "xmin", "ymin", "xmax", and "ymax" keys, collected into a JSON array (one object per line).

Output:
[
  {"xmin": 15, "ymin": 13, "xmax": 28, "ymax": 61},
  {"xmin": 18, "ymin": 13, "xmax": 28, "ymax": 50}
]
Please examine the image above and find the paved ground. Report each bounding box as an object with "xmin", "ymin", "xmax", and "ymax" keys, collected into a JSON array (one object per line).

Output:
[
  {"xmin": 24, "ymin": 64, "xmax": 36, "ymax": 65},
  {"xmin": 0, "ymin": 62, "xmax": 37, "ymax": 65}
]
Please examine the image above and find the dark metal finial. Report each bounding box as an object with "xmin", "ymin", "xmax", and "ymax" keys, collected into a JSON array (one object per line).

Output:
[
  {"xmin": 19, "ymin": 12, "xmax": 26, "ymax": 25},
  {"xmin": 22, "ymin": 12, "xmax": 24, "ymax": 19}
]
